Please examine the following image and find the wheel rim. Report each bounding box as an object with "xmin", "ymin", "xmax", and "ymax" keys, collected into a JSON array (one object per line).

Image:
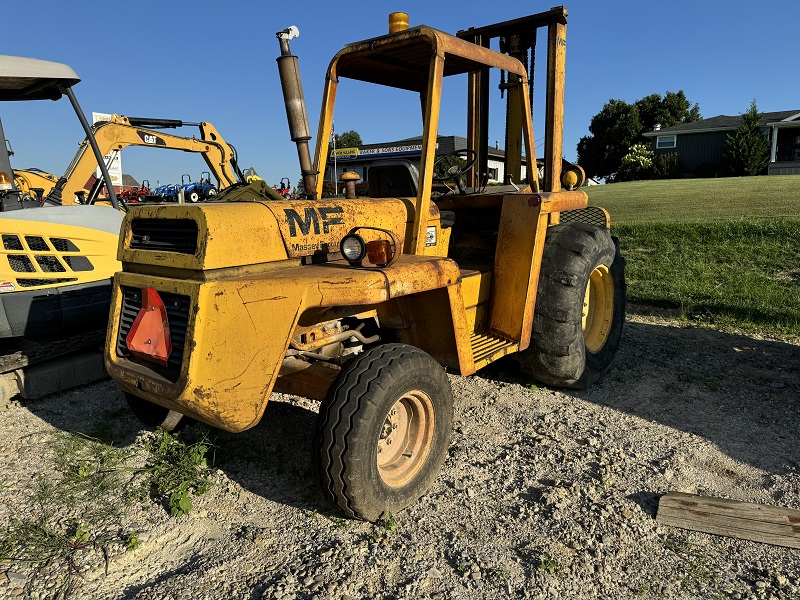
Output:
[
  {"xmin": 377, "ymin": 390, "xmax": 435, "ymax": 488},
  {"xmin": 582, "ymin": 264, "xmax": 614, "ymax": 353}
]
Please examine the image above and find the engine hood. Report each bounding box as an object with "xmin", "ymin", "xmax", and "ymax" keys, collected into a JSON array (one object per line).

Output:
[{"xmin": 118, "ymin": 198, "xmax": 411, "ymax": 271}]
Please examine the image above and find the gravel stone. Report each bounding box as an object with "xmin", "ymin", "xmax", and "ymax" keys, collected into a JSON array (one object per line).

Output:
[{"xmin": 0, "ymin": 316, "xmax": 798, "ymax": 599}]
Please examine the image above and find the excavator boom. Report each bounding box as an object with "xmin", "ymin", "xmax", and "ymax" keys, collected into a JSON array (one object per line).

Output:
[{"xmin": 48, "ymin": 114, "xmax": 240, "ymax": 204}]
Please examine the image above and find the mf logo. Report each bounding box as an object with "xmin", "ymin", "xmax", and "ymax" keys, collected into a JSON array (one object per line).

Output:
[{"xmin": 284, "ymin": 206, "xmax": 344, "ymax": 236}]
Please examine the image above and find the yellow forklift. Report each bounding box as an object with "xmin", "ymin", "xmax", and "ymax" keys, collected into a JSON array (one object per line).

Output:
[{"xmin": 106, "ymin": 7, "xmax": 625, "ymax": 520}]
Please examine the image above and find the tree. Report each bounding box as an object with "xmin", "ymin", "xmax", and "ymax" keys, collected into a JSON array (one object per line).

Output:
[
  {"xmin": 333, "ymin": 130, "xmax": 362, "ymax": 149},
  {"xmin": 636, "ymin": 91, "xmax": 701, "ymax": 133},
  {"xmin": 577, "ymin": 99, "xmax": 641, "ymax": 182},
  {"xmin": 577, "ymin": 91, "xmax": 700, "ymax": 181},
  {"xmin": 723, "ymin": 100, "xmax": 770, "ymax": 176}
]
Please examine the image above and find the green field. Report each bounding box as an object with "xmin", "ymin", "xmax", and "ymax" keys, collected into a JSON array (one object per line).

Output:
[
  {"xmin": 584, "ymin": 176, "xmax": 800, "ymax": 335},
  {"xmin": 585, "ymin": 174, "xmax": 800, "ymax": 223}
]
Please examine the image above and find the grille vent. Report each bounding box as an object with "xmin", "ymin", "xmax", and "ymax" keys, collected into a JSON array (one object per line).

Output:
[
  {"xmin": 25, "ymin": 236, "xmax": 49, "ymax": 251},
  {"xmin": 2, "ymin": 233, "xmax": 92, "ymax": 287},
  {"xmin": 50, "ymin": 238, "xmax": 81, "ymax": 252},
  {"xmin": 36, "ymin": 255, "xmax": 66, "ymax": 273},
  {"xmin": 17, "ymin": 278, "xmax": 77, "ymax": 287},
  {"xmin": 130, "ymin": 219, "xmax": 199, "ymax": 255},
  {"xmin": 2, "ymin": 235, "xmax": 23, "ymax": 250},
  {"xmin": 8, "ymin": 255, "xmax": 36, "ymax": 273},
  {"xmin": 559, "ymin": 207, "xmax": 608, "ymax": 228}
]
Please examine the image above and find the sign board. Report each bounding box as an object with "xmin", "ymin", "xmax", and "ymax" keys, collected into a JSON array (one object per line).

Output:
[
  {"xmin": 92, "ymin": 112, "xmax": 122, "ymax": 187},
  {"xmin": 359, "ymin": 144, "xmax": 424, "ymax": 156},
  {"xmin": 331, "ymin": 147, "xmax": 359, "ymax": 158}
]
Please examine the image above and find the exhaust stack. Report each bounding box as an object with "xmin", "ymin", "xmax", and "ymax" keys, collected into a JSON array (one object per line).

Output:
[{"xmin": 276, "ymin": 26, "xmax": 317, "ymax": 199}]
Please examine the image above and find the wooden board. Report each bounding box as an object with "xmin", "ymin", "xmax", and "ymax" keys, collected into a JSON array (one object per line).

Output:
[{"xmin": 657, "ymin": 492, "xmax": 800, "ymax": 549}]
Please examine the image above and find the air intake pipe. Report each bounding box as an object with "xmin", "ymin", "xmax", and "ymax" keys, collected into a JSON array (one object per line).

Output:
[{"xmin": 276, "ymin": 26, "xmax": 318, "ymax": 199}]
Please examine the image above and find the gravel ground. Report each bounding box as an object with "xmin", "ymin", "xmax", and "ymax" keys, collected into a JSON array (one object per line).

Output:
[{"xmin": 1, "ymin": 313, "xmax": 799, "ymax": 599}]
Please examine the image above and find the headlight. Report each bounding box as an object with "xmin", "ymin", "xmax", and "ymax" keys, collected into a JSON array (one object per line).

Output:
[{"xmin": 341, "ymin": 234, "xmax": 367, "ymax": 265}]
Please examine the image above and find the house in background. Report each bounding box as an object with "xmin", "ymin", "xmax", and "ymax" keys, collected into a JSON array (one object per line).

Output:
[
  {"xmin": 643, "ymin": 110, "xmax": 800, "ymax": 177},
  {"xmin": 324, "ymin": 135, "xmax": 595, "ymax": 194},
  {"xmin": 325, "ymin": 135, "xmax": 529, "ymax": 187}
]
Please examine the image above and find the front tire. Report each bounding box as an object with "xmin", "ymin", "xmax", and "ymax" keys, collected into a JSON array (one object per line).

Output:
[
  {"xmin": 186, "ymin": 190, "xmax": 200, "ymax": 203},
  {"xmin": 518, "ymin": 223, "xmax": 625, "ymax": 389},
  {"xmin": 313, "ymin": 344, "xmax": 453, "ymax": 521}
]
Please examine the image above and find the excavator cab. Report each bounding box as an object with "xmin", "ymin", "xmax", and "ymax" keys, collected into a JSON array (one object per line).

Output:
[{"xmin": 0, "ymin": 55, "xmax": 125, "ymax": 400}]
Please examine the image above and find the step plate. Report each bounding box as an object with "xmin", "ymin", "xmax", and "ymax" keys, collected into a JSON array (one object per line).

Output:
[{"xmin": 469, "ymin": 332, "xmax": 518, "ymax": 370}]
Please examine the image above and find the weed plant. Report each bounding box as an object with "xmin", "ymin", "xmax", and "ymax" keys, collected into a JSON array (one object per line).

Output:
[{"xmin": 0, "ymin": 428, "xmax": 214, "ymax": 598}]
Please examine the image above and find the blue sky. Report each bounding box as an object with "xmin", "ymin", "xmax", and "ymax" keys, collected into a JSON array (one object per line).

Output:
[{"xmin": 3, "ymin": 0, "xmax": 799, "ymax": 189}]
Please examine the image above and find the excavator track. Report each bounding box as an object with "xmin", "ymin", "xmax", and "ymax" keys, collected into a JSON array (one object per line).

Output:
[{"xmin": 0, "ymin": 329, "xmax": 106, "ymax": 374}]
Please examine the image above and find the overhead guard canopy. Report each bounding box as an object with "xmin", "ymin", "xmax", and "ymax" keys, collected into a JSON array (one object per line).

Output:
[
  {"xmin": 0, "ymin": 55, "xmax": 81, "ymax": 101},
  {"xmin": 331, "ymin": 25, "xmax": 530, "ymax": 92}
]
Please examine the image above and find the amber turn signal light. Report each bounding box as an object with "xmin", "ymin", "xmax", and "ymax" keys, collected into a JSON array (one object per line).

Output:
[{"xmin": 366, "ymin": 239, "xmax": 394, "ymax": 267}]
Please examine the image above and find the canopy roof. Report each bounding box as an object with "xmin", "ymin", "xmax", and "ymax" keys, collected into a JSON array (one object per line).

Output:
[
  {"xmin": 331, "ymin": 25, "xmax": 528, "ymax": 92},
  {"xmin": 0, "ymin": 55, "xmax": 80, "ymax": 101}
]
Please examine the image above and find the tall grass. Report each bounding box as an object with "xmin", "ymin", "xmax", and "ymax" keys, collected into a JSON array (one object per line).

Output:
[
  {"xmin": 585, "ymin": 177, "xmax": 800, "ymax": 335},
  {"xmin": 616, "ymin": 220, "xmax": 800, "ymax": 334}
]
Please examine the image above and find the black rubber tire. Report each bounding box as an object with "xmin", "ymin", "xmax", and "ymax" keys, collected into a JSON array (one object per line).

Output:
[
  {"xmin": 518, "ymin": 223, "xmax": 626, "ymax": 389},
  {"xmin": 186, "ymin": 190, "xmax": 200, "ymax": 203},
  {"xmin": 204, "ymin": 187, "xmax": 218, "ymax": 199},
  {"xmin": 313, "ymin": 343, "xmax": 453, "ymax": 521},
  {"xmin": 125, "ymin": 392, "xmax": 186, "ymax": 432}
]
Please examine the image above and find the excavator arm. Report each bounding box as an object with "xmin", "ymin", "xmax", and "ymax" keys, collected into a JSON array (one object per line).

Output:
[{"xmin": 48, "ymin": 114, "xmax": 240, "ymax": 205}]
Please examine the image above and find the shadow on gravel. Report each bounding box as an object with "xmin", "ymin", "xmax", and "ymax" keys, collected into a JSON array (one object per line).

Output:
[
  {"xmin": 23, "ymin": 380, "xmax": 324, "ymax": 515},
  {"xmin": 210, "ymin": 398, "xmax": 324, "ymax": 513},
  {"xmin": 22, "ymin": 380, "xmax": 143, "ymax": 447},
  {"xmin": 506, "ymin": 321, "xmax": 800, "ymax": 476},
  {"xmin": 23, "ymin": 320, "xmax": 799, "ymax": 515}
]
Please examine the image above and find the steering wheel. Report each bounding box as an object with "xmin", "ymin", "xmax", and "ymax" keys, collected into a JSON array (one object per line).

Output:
[{"xmin": 432, "ymin": 149, "xmax": 478, "ymax": 182}]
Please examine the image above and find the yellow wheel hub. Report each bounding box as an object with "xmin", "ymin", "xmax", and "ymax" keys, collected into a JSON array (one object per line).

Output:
[
  {"xmin": 582, "ymin": 264, "xmax": 613, "ymax": 353},
  {"xmin": 377, "ymin": 390, "xmax": 435, "ymax": 487}
]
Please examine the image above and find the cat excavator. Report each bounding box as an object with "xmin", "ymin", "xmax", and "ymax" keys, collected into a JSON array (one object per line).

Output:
[{"xmin": 12, "ymin": 115, "xmax": 241, "ymax": 205}]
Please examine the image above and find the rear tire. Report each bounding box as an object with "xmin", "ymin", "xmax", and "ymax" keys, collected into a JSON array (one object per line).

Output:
[
  {"xmin": 518, "ymin": 223, "xmax": 625, "ymax": 389},
  {"xmin": 125, "ymin": 392, "xmax": 186, "ymax": 432},
  {"xmin": 204, "ymin": 187, "xmax": 218, "ymax": 200},
  {"xmin": 313, "ymin": 344, "xmax": 453, "ymax": 521}
]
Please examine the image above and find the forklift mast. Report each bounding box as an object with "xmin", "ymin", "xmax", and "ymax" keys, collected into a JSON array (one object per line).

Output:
[{"xmin": 457, "ymin": 6, "xmax": 568, "ymax": 192}]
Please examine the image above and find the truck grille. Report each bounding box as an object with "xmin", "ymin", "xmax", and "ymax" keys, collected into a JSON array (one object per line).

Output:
[
  {"xmin": 116, "ymin": 286, "xmax": 191, "ymax": 382},
  {"xmin": 130, "ymin": 219, "xmax": 198, "ymax": 255}
]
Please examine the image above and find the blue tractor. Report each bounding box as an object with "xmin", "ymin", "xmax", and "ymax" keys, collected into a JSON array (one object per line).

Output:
[
  {"xmin": 180, "ymin": 172, "xmax": 217, "ymax": 203},
  {"xmin": 153, "ymin": 182, "xmax": 180, "ymax": 202}
]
